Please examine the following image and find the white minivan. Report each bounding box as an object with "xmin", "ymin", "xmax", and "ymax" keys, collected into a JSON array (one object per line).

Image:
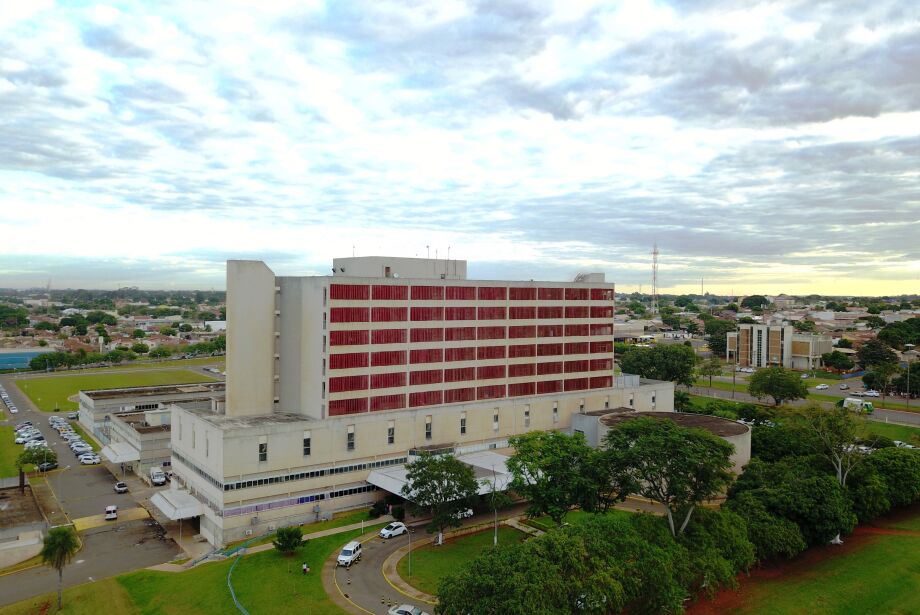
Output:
[
  {"xmin": 337, "ymin": 541, "xmax": 362, "ymax": 567},
  {"xmin": 105, "ymin": 505, "xmax": 118, "ymax": 520},
  {"xmin": 149, "ymin": 467, "xmax": 167, "ymax": 486}
]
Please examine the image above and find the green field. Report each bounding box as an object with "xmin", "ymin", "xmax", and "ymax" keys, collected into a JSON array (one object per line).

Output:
[
  {"xmin": 56, "ymin": 356, "xmax": 225, "ymax": 374},
  {"xmin": 523, "ymin": 508, "xmax": 633, "ymax": 532},
  {"xmin": 862, "ymin": 421, "xmax": 920, "ymax": 445},
  {"xmin": 1, "ymin": 527, "xmax": 367, "ymax": 615},
  {"xmin": 0, "ymin": 425, "xmax": 18, "ymax": 478},
  {"xmin": 15, "ymin": 370, "xmax": 216, "ymax": 412},
  {"xmin": 396, "ymin": 526, "xmax": 527, "ymax": 596},
  {"xmin": 225, "ymin": 509, "xmax": 377, "ymax": 550}
]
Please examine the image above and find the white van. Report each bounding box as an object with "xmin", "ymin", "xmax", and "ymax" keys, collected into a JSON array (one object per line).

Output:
[
  {"xmin": 337, "ymin": 541, "xmax": 362, "ymax": 567},
  {"xmin": 149, "ymin": 467, "xmax": 167, "ymax": 486},
  {"xmin": 105, "ymin": 505, "xmax": 118, "ymax": 520}
]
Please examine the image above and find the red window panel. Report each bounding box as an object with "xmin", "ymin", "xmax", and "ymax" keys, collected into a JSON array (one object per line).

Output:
[
  {"xmin": 445, "ymin": 347, "xmax": 476, "ymax": 362},
  {"xmin": 538, "ymin": 324, "xmax": 564, "ymax": 338},
  {"xmin": 509, "ymin": 287, "xmax": 536, "ymax": 301},
  {"xmin": 591, "ymin": 358, "xmax": 614, "ymax": 371},
  {"xmin": 410, "ymin": 369, "xmax": 443, "ymax": 386},
  {"xmin": 444, "ymin": 367, "xmax": 475, "ymax": 382},
  {"xmin": 477, "ymin": 306, "xmax": 507, "ymax": 320},
  {"xmin": 565, "ymin": 342, "xmax": 590, "ymax": 355},
  {"xmin": 410, "ymin": 327, "xmax": 444, "ymax": 343},
  {"xmin": 537, "ymin": 380, "xmax": 562, "ymax": 394},
  {"xmin": 410, "ymin": 348, "xmax": 444, "ymax": 364},
  {"xmin": 329, "ymin": 330, "xmax": 369, "ymax": 346},
  {"xmin": 565, "ymin": 360, "xmax": 590, "ymax": 373},
  {"xmin": 411, "ymin": 285, "xmax": 444, "ymax": 300},
  {"xmin": 330, "ymin": 284, "xmax": 369, "ymax": 301},
  {"xmin": 477, "ymin": 346, "xmax": 506, "ymax": 360},
  {"xmin": 445, "ymin": 306, "xmax": 476, "ymax": 320},
  {"xmin": 565, "ymin": 325, "xmax": 590, "ymax": 337},
  {"xmin": 328, "ymin": 375, "xmax": 368, "ymax": 393},
  {"xmin": 444, "ymin": 387, "xmax": 475, "ymax": 403},
  {"xmin": 537, "ymin": 361, "xmax": 563, "ymax": 375},
  {"xmin": 537, "ymin": 306, "xmax": 563, "ymax": 319},
  {"xmin": 330, "ymin": 307, "xmax": 369, "ymax": 323},
  {"xmin": 370, "ymin": 372, "xmax": 406, "ymax": 389},
  {"xmin": 590, "ymin": 375, "xmax": 614, "ymax": 389},
  {"xmin": 564, "ymin": 377, "xmax": 590, "ymax": 391},
  {"xmin": 328, "ymin": 397, "xmax": 368, "ymax": 416},
  {"xmin": 509, "ymin": 344, "xmax": 537, "ymax": 358},
  {"xmin": 329, "ymin": 353, "xmax": 369, "ymax": 370},
  {"xmin": 538, "ymin": 288, "xmax": 563, "ymax": 300},
  {"xmin": 477, "ymin": 384, "xmax": 506, "ymax": 400},
  {"xmin": 478, "ymin": 287, "xmax": 507, "ymax": 301},
  {"xmin": 508, "ymin": 363, "xmax": 535, "ymax": 377},
  {"xmin": 537, "ymin": 343, "xmax": 563, "ymax": 356},
  {"xmin": 590, "ymin": 306, "xmax": 614, "ymax": 318},
  {"xmin": 591, "ymin": 288, "xmax": 614, "ymax": 301},
  {"xmin": 410, "ymin": 390, "xmax": 443, "ymax": 408},
  {"xmin": 565, "ymin": 288, "xmax": 589, "ymax": 301},
  {"xmin": 477, "ymin": 365, "xmax": 506, "ymax": 380},
  {"xmin": 477, "ymin": 326, "xmax": 506, "ymax": 340},
  {"xmin": 411, "ymin": 306, "xmax": 444, "ymax": 321},
  {"xmin": 509, "ymin": 306, "xmax": 536, "ymax": 319},
  {"xmin": 372, "ymin": 285, "xmax": 408, "ymax": 300},
  {"xmin": 445, "ymin": 286, "xmax": 476, "ymax": 300},
  {"xmin": 445, "ymin": 326, "xmax": 476, "ymax": 341},
  {"xmin": 565, "ymin": 306, "xmax": 589, "ymax": 319},
  {"xmin": 372, "ymin": 307, "xmax": 408, "ymax": 322},
  {"xmin": 590, "ymin": 324, "xmax": 614, "ymax": 336},
  {"xmin": 509, "ymin": 325, "xmax": 536, "ymax": 339},
  {"xmin": 370, "ymin": 394, "xmax": 405, "ymax": 412},
  {"xmin": 372, "ymin": 328, "xmax": 407, "ymax": 344},
  {"xmin": 371, "ymin": 350, "xmax": 407, "ymax": 367},
  {"xmin": 591, "ymin": 341, "xmax": 614, "ymax": 353},
  {"xmin": 509, "ymin": 382, "xmax": 535, "ymax": 397}
]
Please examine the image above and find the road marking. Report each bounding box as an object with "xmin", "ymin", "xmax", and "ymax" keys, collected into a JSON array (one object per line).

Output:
[
  {"xmin": 380, "ymin": 540, "xmax": 437, "ymax": 605},
  {"xmin": 332, "ymin": 565, "xmax": 376, "ymax": 615}
]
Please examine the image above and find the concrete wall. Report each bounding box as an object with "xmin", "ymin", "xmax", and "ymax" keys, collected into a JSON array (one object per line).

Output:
[
  {"xmin": 226, "ymin": 261, "xmax": 276, "ymax": 417},
  {"xmin": 0, "ymin": 530, "xmax": 43, "ymax": 569},
  {"xmin": 276, "ymin": 277, "xmax": 326, "ymax": 420},
  {"xmin": 332, "ymin": 257, "xmax": 467, "ymax": 280}
]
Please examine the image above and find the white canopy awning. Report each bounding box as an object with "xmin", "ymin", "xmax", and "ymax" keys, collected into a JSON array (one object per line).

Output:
[
  {"xmin": 151, "ymin": 487, "xmax": 203, "ymax": 520},
  {"xmin": 100, "ymin": 441, "xmax": 140, "ymax": 464},
  {"xmin": 366, "ymin": 450, "xmax": 513, "ymax": 502}
]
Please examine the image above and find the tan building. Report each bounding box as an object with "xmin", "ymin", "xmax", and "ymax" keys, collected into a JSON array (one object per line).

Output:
[
  {"xmin": 158, "ymin": 257, "xmax": 674, "ymax": 547},
  {"xmin": 726, "ymin": 324, "xmax": 833, "ymax": 370}
]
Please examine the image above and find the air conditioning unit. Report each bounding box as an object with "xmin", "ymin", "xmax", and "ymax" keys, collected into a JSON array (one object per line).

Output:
[
  {"xmin": 250, "ymin": 516, "xmax": 259, "ymax": 525},
  {"xmin": 245, "ymin": 530, "xmax": 253, "ymax": 536},
  {"xmin": 268, "ymin": 525, "xmax": 276, "ymax": 531}
]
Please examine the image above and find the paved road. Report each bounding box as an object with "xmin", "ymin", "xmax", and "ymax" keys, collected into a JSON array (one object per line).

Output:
[{"xmin": 332, "ymin": 529, "xmax": 410, "ymax": 615}]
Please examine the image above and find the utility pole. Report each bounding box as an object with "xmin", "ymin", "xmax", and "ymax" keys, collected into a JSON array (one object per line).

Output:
[{"xmin": 651, "ymin": 243, "xmax": 659, "ymax": 316}]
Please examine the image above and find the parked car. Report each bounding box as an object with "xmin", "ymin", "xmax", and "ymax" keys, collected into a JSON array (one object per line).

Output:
[
  {"xmin": 388, "ymin": 605, "xmax": 430, "ymax": 615},
  {"xmin": 864, "ymin": 390, "xmax": 880, "ymax": 397},
  {"xmin": 337, "ymin": 541, "xmax": 362, "ymax": 567},
  {"xmin": 25, "ymin": 441, "xmax": 49, "ymax": 450},
  {"xmin": 801, "ymin": 373, "xmax": 810, "ymax": 379},
  {"xmin": 8, "ymin": 406, "xmax": 17, "ymax": 414},
  {"xmin": 15, "ymin": 421, "xmax": 33, "ymax": 429},
  {"xmin": 79, "ymin": 454, "xmax": 101, "ymax": 465},
  {"xmin": 815, "ymin": 384, "xmax": 829, "ymax": 390},
  {"xmin": 379, "ymin": 522, "xmax": 408, "ymax": 539},
  {"xmin": 66, "ymin": 412, "xmax": 79, "ymax": 419},
  {"xmin": 37, "ymin": 461, "xmax": 58, "ymax": 472},
  {"xmin": 72, "ymin": 446, "xmax": 93, "ymax": 456},
  {"xmin": 105, "ymin": 505, "xmax": 118, "ymax": 521},
  {"xmin": 839, "ymin": 384, "xmax": 850, "ymax": 390},
  {"xmin": 114, "ymin": 482, "xmax": 128, "ymax": 494},
  {"xmin": 453, "ymin": 508, "xmax": 474, "ymax": 520}
]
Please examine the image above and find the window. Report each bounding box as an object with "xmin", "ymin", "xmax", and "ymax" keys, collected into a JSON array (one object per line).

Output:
[
  {"xmin": 387, "ymin": 421, "xmax": 395, "ymax": 445},
  {"xmin": 537, "ymin": 361, "xmax": 563, "ymax": 375},
  {"xmin": 477, "ymin": 365, "xmax": 506, "ymax": 380},
  {"xmin": 410, "ymin": 348, "xmax": 444, "ymax": 364},
  {"xmin": 537, "ymin": 343, "xmax": 563, "ymax": 356},
  {"xmin": 258, "ymin": 438, "xmax": 268, "ymax": 462},
  {"xmin": 445, "ymin": 388, "xmax": 475, "ymax": 403},
  {"xmin": 372, "ymin": 285, "xmax": 408, "ymax": 300},
  {"xmin": 322, "ymin": 312, "xmax": 326, "ymax": 330},
  {"xmin": 564, "ymin": 377, "xmax": 589, "ymax": 391},
  {"xmin": 478, "ymin": 287, "xmax": 507, "ymax": 300},
  {"xmin": 508, "ymin": 363, "xmax": 535, "ymax": 377},
  {"xmin": 537, "ymin": 380, "xmax": 563, "ymax": 394},
  {"xmin": 329, "ymin": 352, "xmax": 369, "ymax": 369},
  {"xmin": 565, "ymin": 288, "xmax": 589, "ymax": 301},
  {"xmin": 509, "ymin": 382, "xmax": 535, "ymax": 396},
  {"xmin": 524, "ymin": 406, "xmax": 531, "ymax": 427},
  {"xmin": 538, "ymin": 287, "xmax": 563, "ymax": 300},
  {"xmin": 410, "ymin": 390, "xmax": 443, "ymax": 407},
  {"xmin": 652, "ymin": 394, "xmax": 656, "ymax": 408},
  {"xmin": 303, "ymin": 431, "xmax": 311, "ymax": 456},
  {"xmin": 537, "ymin": 305, "xmax": 563, "ymax": 319},
  {"xmin": 371, "ymin": 350, "xmax": 407, "ymax": 367},
  {"xmin": 477, "ymin": 306, "xmax": 506, "ymax": 320},
  {"xmin": 371, "ymin": 372, "xmax": 406, "ymax": 389},
  {"xmin": 579, "ymin": 399, "xmax": 585, "ymax": 412},
  {"xmin": 492, "ymin": 409, "xmax": 499, "ymax": 431},
  {"xmin": 410, "ymin": 369, "xmax": 443, "ymax": 385},
  {"xmin": 330, "ymin": 307, "xmax": 369, "ymax": 323},
  {"xmin": 372, "ymin": 328, "xmax": 407, "ymax": 344},
  {"xmin": 605, "ymin": 396, "xmax": 610, "ymax": 409},
  {"xmin": 565, "ymin": 306, "xmax": 589, "ymax": 318},
  {"xmin": 628, "ymin": 394, "xmax": 634, "ymax": 407},
  {"xmin": 328, "ymin": 375, "xmax": 368, "ymax": 393},
  {"xmin": 509, "ymin": 344, "xmax": 537, "ymax": 358},
  {"xmin": 370, "ymin": 394, "xmax": 405, "ymax": 411},
  {"xmin": 445, "ymin": 326, "xmax": 476, "ymax": 341},
  {"xmin": 590, "ymin": 306, "xmax": 614, "ymax": 318},
  {"xmin": 371, "ymin": 307, "xmax": 408, "ymax": 322},
  {"xmin": 205, "ymin": 435, "xmax": 209, "ymax": 457},
  {"xmin": 591, "ymin": 288, "xmax": 614, "ymax": 300},
  {"xmin": 509, "ymin": 325, "xmax": 536, "ymax": 339},
  {"xmin": 565, "ymin": 325, "xmax": 590, "ymax": 337},
  {"xmin": 330, "ymin": 284, "xmax": 369, "ymax": 300},
  {"xmin": 565, "ymin": 342, "xmax": 590, "ymax": 354},
  {"xmin": 478, "ymin": 385, "xmax": 505, "ymax": 401},
  {"xmin": 411, "ymin": 285, "xmax": 444, "ymax": 300},
  {"xmin": 330, "ymin": 330, "xmax": 369, "ymax": 346},
  {"xmin": 411, "ymin": 328, "xmax": 444, "ymax": 343},
  {"xmin": 460, "ymin": 411, "xmax": 467, "ymax": 435},
  {"xmin": 411, "ymin": 306, "xmax": 444, "ymax": 321},
  {"xmin": 178, "ymin": 420, "xmax": 182, "ymax": 441},
  {"xmin": 445, "ymin": 286, "xmax": 476, "ymax": 300},
  {"xmin": 445, "ymin": 306, "xmax": 476, "ymax": 321},
  {"xmin": 477, "ymin": 326, "xmax": 506, "ymax": 340},
  {"xmin": 425, "ymin": 415, "xmax": 432, "ymax": 440},
  {"xmin": 477, "ymin": 345, "xmax": 506, "ymax": 360},
  {"xmin": 346, "ymin": 425, "xmax": 355, "ymax": 451},
  {"xmin": 552, "ymin": 404, "xmax": 559, "ymax": 423},
  {"xmin": 509, "ymin": 306, "xmax": 536, "ymax": 319},
  {"xmin": 538, "ymin": 324, "xmax": 564, "ymax": 337},
  {"xmin": 192, "ymin": 427, "xmax": 196, "ymax": 449},
  {"xmin": 445, "ymin": 347, "xmax": 476, "ymax": 362},
  {"xmin": 444, "ymin": 366, "xmax": 475, "ymax": 382},
  {"xmin": 509, "ymin": 287, "xmax": 536, "ymax": 300},
  {"xmin": 328, "ymin": 398, "xmax": 368, "ymax": 415}
]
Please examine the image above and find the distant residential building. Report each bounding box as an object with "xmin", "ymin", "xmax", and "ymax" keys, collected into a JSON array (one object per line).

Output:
[
  {"xmin": 771, "ymin": 294, "xmax": 796, "ymax": 309},
  {"xmin": 726, "ymin": 323, "xmax": 832, "ymax": 370}
]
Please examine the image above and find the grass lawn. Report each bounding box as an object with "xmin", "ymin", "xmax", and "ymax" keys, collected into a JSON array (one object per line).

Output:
[
  {"xmin": 862, "ymin": 421, "xmax": 920, "ymax": 445},
  {"xmin": 50, "ymin": 356, "xmax": 225, "ymax": 374},
  {"xmin": 0, "ymin": 425, "xmax": 19, "ymax": 478},
  {"xmin": 15, "ymin": 370, "xmax": 216, "ymax": 411},
  {"xmin": 225, "ymin": 508, "xmax": 376, "ymax": 550},
  {"xmin": 0, "ymin": 527, "xmax": 368, "ymax": 615},
  {"xmin": 523, "ymin": 508, "xmax": 633, "ymax": 532},
  {"xmin": 877, "ymin": 503, "xmax": 920, "ymax": 532},
  {"xmin": 396, "ymin": 526, "xmax": 527, "ymax": 596}
]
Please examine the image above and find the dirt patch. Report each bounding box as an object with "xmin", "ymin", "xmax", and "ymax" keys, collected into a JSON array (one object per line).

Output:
[{"xmin": 0, "ymin": 486, "xmax": 44, "ymax": 529}]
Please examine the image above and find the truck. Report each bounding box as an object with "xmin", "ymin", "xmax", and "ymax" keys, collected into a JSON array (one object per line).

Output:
[
  {"xmin": 840, "ymin": 397, "xmax": 874, "ymax": 414},
  {"xmin": 149, "ymin": 467, "xmax": 167, "ymax": 486}
]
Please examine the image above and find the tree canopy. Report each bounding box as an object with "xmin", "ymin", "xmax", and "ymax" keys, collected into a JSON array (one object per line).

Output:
[
  {"xmin": 401, "ymin": 453, "xmax": 479, "ymax": 538},
  {"xmin": 741, "ymin": 295, "xmax": 769, "ymax": 310},
  {"xmin": 747, "ymin": 367, "xmax": 808, "ymax": 406},
  {"xmin": 618, "ymin": 344, "xmax": 697, "ymax": 388},
  {"xmin": 821, "ymin": 350, "xmax": 855, "ymax": 372},
  {"xmin": 856, "ymin": 339, "xmax": 898, "ymax": 369}
]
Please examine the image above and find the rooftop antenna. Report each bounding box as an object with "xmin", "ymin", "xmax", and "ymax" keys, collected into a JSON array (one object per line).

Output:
[
  {"xmin": 701, "ymin": 277, "xmax": 704, "ymax": 295},
  {"xmin": 352, "ymin": 245, "xmax": 355, "ymax": 257},
  {"xmin": 426, "ymin": 245, "xmax": 430, "ymax": 259},
  {"xmin": 651, "ymin": 243, "xmax": 659, "ymax": 316}
]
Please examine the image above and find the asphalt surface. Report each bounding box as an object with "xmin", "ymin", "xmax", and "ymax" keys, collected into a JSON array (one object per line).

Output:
[
  {"xmin": 332, "ymin": 530, "xmax": 411, "ymax": 615},
  {"xmin": 0, "ymin": 373, "xmax": 181, "ymax": 607}
]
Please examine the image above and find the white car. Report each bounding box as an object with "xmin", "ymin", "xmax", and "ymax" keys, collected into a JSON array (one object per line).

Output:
[
  {"xmin": 25, "ymin": 440, "xmax": 49, "ymax": 450},
  {"xmin": 379, "ymin": 522, "xmax": 408, "ymax": 539},
  {"xmin": 79, "ymin": 454, "xmax": 101, "ymax": 465},
  {"xmin": 388, "ymin": 605, "xmax": 430, "ymax": 615},
  {"xmin": 815, "ymin": 384, "xmax": 829, "ymax": 390},
  {"xmin": 801, "ymin": 373, "xmax": 810, "ymax": 379},
  {"xmin": 864, "ymin": 390, "xmax": 880, "ymax": 397},
  {"xmin": 8, "ymin": 406, "xmax": 17, "ymax": 414}
]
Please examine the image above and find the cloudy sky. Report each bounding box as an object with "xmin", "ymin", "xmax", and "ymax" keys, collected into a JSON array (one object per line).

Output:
[{"xmin": 1, "ymin": 1, "xmax": 918, "ymax": 295}]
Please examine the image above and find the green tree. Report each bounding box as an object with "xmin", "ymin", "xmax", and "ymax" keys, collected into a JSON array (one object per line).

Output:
[
  {"xmin": 836, "ymin": 338, "xmax": 853, "ymax": 349},
  {"xmin": 821, "ymin": 350, "xmax": 855, "ymax": 371},
  {"xmin": 132, "ymin": 329, "xmax": 146, "ymax": 339},
  {"xmin": 697, "ymin": 357, "xmax": 723, "ymax": 388},
  {"xmin": 130, "ymin": 342, "xmax": 150, "ymax": 354},
  {"xmin": 40, "ymin": 526, "xmax": 80, "ymax": 610},
  {"xmin": 866, "ymin": 447, "xmax": 920, "ymax": 508},
  {"xmin": 747, "ymin": 367, "xmax": 808, "ymax": 406},
  {"xmin": 16, "ymin": 447, "xmax": 57, "ymax": 494},
  {"xmin": 603, "ymin": 417, "xmax": 734, "ymax": 536},
  {"xmin": 856, "ymin": 339, "xmax": 897, "ymax": 369},
  {"xmin": 159, "ymin": 326, "xmax": 177, "ymax": 336},
  {"xmin": 401, "ymin": 453, "xmax": 479, "ymax": 543},
  {"xmin": 741, "ymin": 295, "xmax": 769, "ymax": 310},
  {"xmin": 507, "ymin": 431, "xmax": 595, "ymax": 526},
  {"xmin": 618, "ymin": 344, "xmax": 697, "ymax": 388},
  {"xmin": 862, "ymin": 315, "xmax": 886, "ymax": 329},
  {"xmin": 148, "ymin": 346, "xmax": 172, "ymax": 358},
  {"xmin": 704, "ymin": 319, "xmax": 736, "ymax": 357},
  {"xmin": 674, "ymin": 390, "xmax": 691, "ymax": 411},
  {"xmin": 863, "ymin": 361, "xmax": 899, "ymax": 403},
  {"xmin": 34, "ymin": 321, "xmax": 58, "ymax": 332},
  {"xmin": 272, "ymin": 526, "xmax": 303, "ymax": 555},
  {"xmin": 725, "ymin": 492, "xmax": 807, "ymax": 560},
  {"xmin": 178, "ymin": 323, "xmax": 193, "ymax": 332}
]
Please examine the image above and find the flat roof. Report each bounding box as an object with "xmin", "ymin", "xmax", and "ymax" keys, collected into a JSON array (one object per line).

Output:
[
  {"xmin": 181, "ymin": 407, "xmax": 313, "ymax": 430},
  {"xmin": 599, "ymin": 411, "xmax": 749, "ymax": 437},
  {"xmin": 84, "ymin": 382, "xmax": 225, "ymax": 400}
]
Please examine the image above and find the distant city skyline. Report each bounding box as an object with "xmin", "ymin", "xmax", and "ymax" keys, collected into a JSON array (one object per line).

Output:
[{"xmin": 1, "ymin": 1, "xmax": 918, "ymax": 295}]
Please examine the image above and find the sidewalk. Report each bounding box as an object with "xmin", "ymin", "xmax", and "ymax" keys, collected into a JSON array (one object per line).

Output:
[{"xmin": 73, "ymin": 506, "xmax": 149, "ymax": 531}]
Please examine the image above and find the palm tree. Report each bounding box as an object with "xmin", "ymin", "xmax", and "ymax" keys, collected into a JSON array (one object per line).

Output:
[{"xmin": 40, "ymin": 526, "xmax": 80, "ymax": 610}]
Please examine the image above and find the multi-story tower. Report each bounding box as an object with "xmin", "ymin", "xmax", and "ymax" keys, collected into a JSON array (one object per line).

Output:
[
  {"xmin": 726, "ymin": 323, "xmax": 833, "ymax": 370},
  {"xmin": 158, "ymin": 257, "xmax": 675, "ymax": 546}
]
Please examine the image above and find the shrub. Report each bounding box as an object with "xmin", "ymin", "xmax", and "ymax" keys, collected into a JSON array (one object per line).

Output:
[
  {"xmin": 369, "ymin": 500, "xmax": 387, "ymax": 519},
  {"xmin": 272, "ymin": 526, "xmax": 303, "ymax": 555},
  {"xmin": 391, "ymin": 506, "xmax": 405, "ymax": 521}
]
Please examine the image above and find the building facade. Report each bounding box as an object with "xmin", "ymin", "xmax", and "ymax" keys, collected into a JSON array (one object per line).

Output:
[
  {"xmin": 162, "ymin": 258, "xmax": 674, "ymax": 546},
  {"xmin": 726, "ymin": 324, "xmax": 833, "ymax": 370}
]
